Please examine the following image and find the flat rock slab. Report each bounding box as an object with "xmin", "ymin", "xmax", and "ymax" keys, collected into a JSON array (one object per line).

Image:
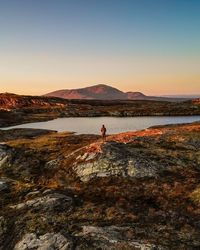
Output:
[
  {"xmin": 10, "ymin": 193, "xmax": 73, "ymax": 210},
  {"xmin": 75, "ymin": 225, "xmax": 166, "ymax": 250}
]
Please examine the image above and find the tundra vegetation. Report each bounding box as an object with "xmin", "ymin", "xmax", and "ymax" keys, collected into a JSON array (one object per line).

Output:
[{"xmin": 0, "ymin": 120, "xmax": 200, "ymax": 249}]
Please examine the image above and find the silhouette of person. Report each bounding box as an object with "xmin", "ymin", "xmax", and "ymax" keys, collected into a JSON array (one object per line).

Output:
[{"xmin": 101, "ymin": 124, "xmax": 106, "ymax": 142}]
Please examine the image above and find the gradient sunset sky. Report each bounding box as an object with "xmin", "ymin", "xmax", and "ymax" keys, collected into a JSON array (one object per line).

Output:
[{"xmin": 0, "ymin": 0, "xmax": 200, "ymax": 95}]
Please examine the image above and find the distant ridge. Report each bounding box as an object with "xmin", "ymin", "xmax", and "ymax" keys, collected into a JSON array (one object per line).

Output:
[
  {"xmin": 44, "ymin": 84, "xmax": 189, "ymax": 102},
  {"xmin": 161, "ymin": 94, "xmax": 200, "ymax": 99}
]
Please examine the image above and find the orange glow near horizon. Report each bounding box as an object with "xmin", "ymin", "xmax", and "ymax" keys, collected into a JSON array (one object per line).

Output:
[
  {"xmin": 1, "ymin": 52, "xmax": 200, "ymax": 96},
  {"xmin": 1, "ymin": 75, "xmax": 200, "ymax": 96},
  {"xmin": 1, "ymin": 1, "xmax": 200, "ymax": 97}
]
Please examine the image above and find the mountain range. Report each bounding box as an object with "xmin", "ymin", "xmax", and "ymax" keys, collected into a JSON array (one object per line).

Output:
[{"xmin": 44, "ymin": 84, "xmax": 189, "ymax": 102}]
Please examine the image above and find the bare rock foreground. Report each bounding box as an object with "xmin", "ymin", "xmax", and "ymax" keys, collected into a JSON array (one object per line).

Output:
[{"xmin": 0, "ymin": 122, "xmax": 200, "ymax": 249}]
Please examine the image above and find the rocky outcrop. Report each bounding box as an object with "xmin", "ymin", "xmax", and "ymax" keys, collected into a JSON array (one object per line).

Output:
[
  {"xmin": 14, "ymin": 233, "xmax": 73, "ymax": 250},
  {"xmin": 10, "ymin": 193, "xmax": 73, "ymax": 210},
  {"xmin": 0, "ymin": 144, "xmax": 14, "ymax": 171},
  {"xmin": 0, "ymin": 93, "xmax": 66, "ymax": 110},
  {"xmin": 0, "ymin": 178, "xmax": 15, "ymax": 191},
  {"xmin": 75, "ymin": 226, "xmax": 166, "ymax": 249},
  {"xmin": 71, "ymin": 124, "xmax": 200, "ymax": 182},
  {"xmin": 73, "ymin": 141, "xmax": 160, "ymax": 181},
  {"xmin": 0, "ymin": 144, "xmax": 9, "ymax": 168}
]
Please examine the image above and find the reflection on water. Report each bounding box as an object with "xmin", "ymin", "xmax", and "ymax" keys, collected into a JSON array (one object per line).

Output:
[{"xmin": 3, "ymin": 116, "xmax": 200, "ymax": 135}]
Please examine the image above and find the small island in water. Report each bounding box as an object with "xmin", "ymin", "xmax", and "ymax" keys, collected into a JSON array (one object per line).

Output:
[{"xmin": 0, "ymin": 92, "xmax": 200, "ymax": 249}]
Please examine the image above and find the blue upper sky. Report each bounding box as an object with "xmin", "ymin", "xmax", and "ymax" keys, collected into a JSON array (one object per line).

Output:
[{"xmin": 0, "ymin": 0, "xmax": 200, "ymax": 95}]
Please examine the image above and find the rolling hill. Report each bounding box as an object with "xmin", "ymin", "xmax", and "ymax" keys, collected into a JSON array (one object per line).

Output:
[{"xmin": 44, "ymin": 84, "xmax": 188, "ymax": 102}]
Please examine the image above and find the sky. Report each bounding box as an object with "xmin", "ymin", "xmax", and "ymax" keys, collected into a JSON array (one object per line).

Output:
[{"xmin": 0, "ymin": 0, "xmax": 200, "ymax": 96}]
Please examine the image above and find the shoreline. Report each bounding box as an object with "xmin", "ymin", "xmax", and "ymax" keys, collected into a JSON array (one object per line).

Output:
[
  {"xmin": 1, "ymin": 113, "xmax": 200, "ymax": 129},
  {"xmin": 0, "ymin": 94, "xmax": 200, "ymax": 128}
]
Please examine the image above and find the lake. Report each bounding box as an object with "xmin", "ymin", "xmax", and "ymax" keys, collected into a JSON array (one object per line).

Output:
[{"xmin": 2, "ymin": 116, "xmax": 200, "ymax": 135}]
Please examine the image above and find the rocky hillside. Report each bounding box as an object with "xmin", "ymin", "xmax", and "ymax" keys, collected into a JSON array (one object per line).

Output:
[
  {"xmin": 44, "ymin": 84, "xmax": 188, "ymax": 101},
  {"xmin": 0, "ymin": 93, "xmax": 67, "ymax": 110},
  {"xmin": 1, "ymin": 93, "xmax": 200, "ymax": 128},
  {"xmin": 0, "ymin": 122, "xmax": 200, "ymax": 249}
]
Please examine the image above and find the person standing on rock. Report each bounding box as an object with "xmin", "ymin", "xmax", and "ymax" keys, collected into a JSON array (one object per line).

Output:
[{"xmin": 101, "ymin": 124, "xmax": 106, "ymax": 142}]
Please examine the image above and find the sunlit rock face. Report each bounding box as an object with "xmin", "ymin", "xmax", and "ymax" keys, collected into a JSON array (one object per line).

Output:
[
  {"xmin": 73, "ymin": 141, "xmax": 159, "ymax": 182},
  {"xmin": 0, "ymin": 93, "xmax": 66, "ymax": 110},
  {"xmin": 191, "ymin": 98, "xmax": 200, "ymax": 105}
]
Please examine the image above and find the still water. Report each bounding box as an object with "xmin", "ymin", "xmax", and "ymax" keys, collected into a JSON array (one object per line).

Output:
[{"xmin": 3, "ymin": 116, "xmax": 200, "ymax": 135}]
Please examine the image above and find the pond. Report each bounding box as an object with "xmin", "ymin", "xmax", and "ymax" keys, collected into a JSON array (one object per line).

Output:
[{"xmin": 2, "ymin": 116, "xmax": 200, "ymax": 135}]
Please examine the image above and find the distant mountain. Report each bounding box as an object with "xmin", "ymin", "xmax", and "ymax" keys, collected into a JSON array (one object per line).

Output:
[
  {"xmin": 44, "ymin": 84, "xmax": 190, "ymax": 102},
  {"xmin": 44, "ymin": 84, "xmax": 126, "ymax": 100},
  {"xmin": 126, "ymin": 91, "xmax": 146, "ymax": 99}
]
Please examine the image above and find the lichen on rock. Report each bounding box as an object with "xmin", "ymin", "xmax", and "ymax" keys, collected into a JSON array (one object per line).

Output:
[{"xmin": 14, "ymin": 233, "xmax": 73, "ymax": 250}]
